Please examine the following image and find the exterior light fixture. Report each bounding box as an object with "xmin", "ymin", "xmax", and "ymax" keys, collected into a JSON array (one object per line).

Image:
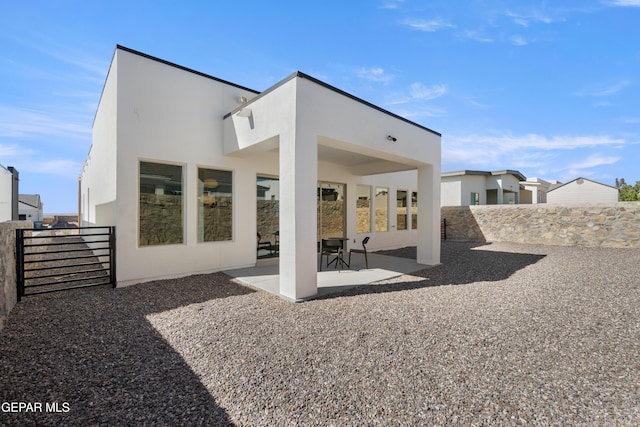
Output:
[{"xmin": 387, "ymin": 135, "xmax": 397, "ymax": 142}]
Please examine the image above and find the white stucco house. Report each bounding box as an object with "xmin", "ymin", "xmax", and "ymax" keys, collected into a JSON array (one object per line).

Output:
[
  {"xmin": 0, "ymin": 166, "xmax": 18, "ymax": 222},
  {"xmin": 79, "ymin": 45, "xmax": 441, "ymax": 301},
  {"xmin": 519, "ymin": 177, "xmax": 556, "ymax": 204},
  {"xmin": 441, "ymin": 170, "xmax": 526, "ymax": 206},
  {"xmin": 18, "ymin": 194, "xmax": 44, "ymax": 223},
  {"xmin": 547, "ymin": 177, "xmax": 618, "ymax": 204}
]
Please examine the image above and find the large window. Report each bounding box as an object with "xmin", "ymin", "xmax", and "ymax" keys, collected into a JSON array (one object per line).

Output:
[
  {"xmin": 397, "ymin": 190, "xmax": 408, "ymax": 231},
  {"xmin": 375, "ymin": 186, "xmax": 388, "ymax": 232},
  {"xmin": 318, "ymin": 182, "xmax": 345, "ymax": 239},
  {"xmin": 356, "ymin": 185, "xmax": 371, "ymax": 233},
  {"xmin": 139, "ymin": 161, "xmax": 183, "ymax": 246},
  {"xmin": 198, "ymin": 168, "xmax": 232, "ymax": 242}
]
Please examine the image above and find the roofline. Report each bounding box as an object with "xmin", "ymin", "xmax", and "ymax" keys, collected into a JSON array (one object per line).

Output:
[
  {"xmin": 491, "ymin": 169, "xmax": 527, "ymax": 182},
  {"xmin": 224, "ymin": 71, "xmax": 442, "ymax": 137},
  {"xmin": 546, "ymin": 177, "xmax": 619, "ymax": 193},
  {"xmin": 442, "ymin": 170, "xmax": 491, "ymax": 177}
]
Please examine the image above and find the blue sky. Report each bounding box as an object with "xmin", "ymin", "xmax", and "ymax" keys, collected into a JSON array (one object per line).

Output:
[{"xmin": 1, "ymin": 0, "xmax": 639, "ymax": 213}]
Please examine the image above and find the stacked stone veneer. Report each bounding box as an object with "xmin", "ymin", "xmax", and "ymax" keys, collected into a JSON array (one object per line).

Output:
[
  {"xmin": 442, "ymin": 203, "xmax": 640, "ymax": 248},
  {"xmin": 0, "ymin": 221, "xmax": 33, "ymax": 331}
]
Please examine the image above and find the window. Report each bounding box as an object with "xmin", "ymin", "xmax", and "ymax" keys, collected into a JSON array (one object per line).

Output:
[
  {"xmin": 257, "ymin": 176, "xmax": 279, "ymax": 250},
  {"xmin": 139, "ymin": 161, "xmax": 183, "ymax": 246},
  {"xmin": 375, "ymin": 186, "xmax": 388, "ymax": 232},
  {"xmin": 397, "ymin": 190, "xmax": 408, "ymax": 231},
  {"xmin": 471, "ymin": 192, "xmax": 480, "ymax": 205},
  {"xmin": 318, "ymin": 181, "xmax": 345, "ymax": 240},
  {"xmin": 411, "ymin": 191, "xmax": 418, "ymax": 229},
  {"xmin": 356, "ymin": 185, "xmax": 371, "ymax": 233},
  {"xmin": 198, "ymin": 168, "xmax": 232, "ymax": 242}
]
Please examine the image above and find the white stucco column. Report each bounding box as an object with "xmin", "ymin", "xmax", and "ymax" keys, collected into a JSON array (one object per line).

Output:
[
  {"xmin": 417, "ymin": 164, "xmax": 441, "ymax": 265},
  {"xmin": 278, "ymin": 131, "xmax": 318, "ymax": 300},
  {"xmin": 497, "ymin": 178, "xmax": 504, "ymax": 204}
]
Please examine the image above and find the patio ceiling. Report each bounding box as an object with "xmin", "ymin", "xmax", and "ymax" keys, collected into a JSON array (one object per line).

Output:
[{"xmin": 317, "ymin": 145, "xmax": 416, "ymax": 176}]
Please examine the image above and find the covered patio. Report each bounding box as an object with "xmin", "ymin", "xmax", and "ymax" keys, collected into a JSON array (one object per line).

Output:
[
  {"xmin": 224, "ymin": 71, "xmax": 441, "ymax": 301},
  {"xmin": 224, "ymin": 251, "xmax": 430, "ymax": 301}
]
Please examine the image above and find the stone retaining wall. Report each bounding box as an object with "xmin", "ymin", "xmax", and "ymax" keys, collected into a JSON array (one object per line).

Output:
[
  {"xmin": 442, "ymin": 203, "xmax": 640, "ymax": 248},
  {"xmin": 0, "ymin": 221, "xmax": 33, "ymax": 331}
]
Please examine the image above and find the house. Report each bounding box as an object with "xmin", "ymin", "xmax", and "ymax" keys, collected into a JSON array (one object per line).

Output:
[
  {"xmin": 547, "ymin": 177, "xmax": 618, "ymax": 204},
  {"xmin": 0, "ymin": 166, "xmax": 19, "ymax": 222},
  {"xmin": 79, "ymin": 45, "xmax": 442, "ymax": 301},
  {"xmin": 18, "ymin": 194, "xmax": 44, "ymax": 225},
  {"xmin": 441, "ymin": 170, "xmax": 526, "ymax": 206},
  {"xmin": 519, "ymin": 177, "xmax": 557, "ymax": 204}
]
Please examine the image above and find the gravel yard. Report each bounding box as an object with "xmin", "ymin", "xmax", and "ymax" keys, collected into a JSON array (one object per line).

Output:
[{"xmin": 1, "ymin": 241, "xmax": 639, "ymax": 426}]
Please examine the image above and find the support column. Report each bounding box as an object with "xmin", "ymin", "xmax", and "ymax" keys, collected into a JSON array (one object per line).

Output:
[
  {"xmin": 278, "ymin": 131, "xmax": 318, "ymax": 300},
  {"xmin": 417, "ymin": 164, "xmax": 441, "ymax": 265},
  {"xmin": 497, "ymin": 178, "xmax": 504, "ymax": 204}
]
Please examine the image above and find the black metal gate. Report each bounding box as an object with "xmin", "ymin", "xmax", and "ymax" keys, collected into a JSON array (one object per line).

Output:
[{"xmin": 16, "ymin": 226, "xmax": 116, "ymax": 300}]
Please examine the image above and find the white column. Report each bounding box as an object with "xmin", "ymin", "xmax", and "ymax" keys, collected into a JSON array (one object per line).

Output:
[
  {"xmin": 497, "ymin": 178, "xmax": 504, "ymax": 204},
  {"xmin": 278, "ymin": 131, "xmax": 318, "ymax": 300},
  {"xmin": 417, "ymin": 164, "xmax": 441, "ymax": 265}
]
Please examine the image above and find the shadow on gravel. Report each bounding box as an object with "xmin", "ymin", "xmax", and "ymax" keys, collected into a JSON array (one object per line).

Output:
[
  {"xmin": 0, "ymin": 273, "xmax": 255, "ymax": 426},
  {"xmin": 318, "ymin": 241, "xmax": 546, "ymax": 300}
]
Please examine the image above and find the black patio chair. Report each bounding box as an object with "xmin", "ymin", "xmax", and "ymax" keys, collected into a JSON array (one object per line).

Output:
[
  {"xmin": 349, "ymin": 236, "xmax": 369, "ymax": 268},
  {"xmin": 320, "ymin": 238, "xmax": 344, "ymax": 271}
]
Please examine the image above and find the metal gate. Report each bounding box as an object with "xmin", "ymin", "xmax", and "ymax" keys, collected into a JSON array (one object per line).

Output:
[{"xmin": 16, "ymin": 226, "xmax": 116, "ymax": 300}]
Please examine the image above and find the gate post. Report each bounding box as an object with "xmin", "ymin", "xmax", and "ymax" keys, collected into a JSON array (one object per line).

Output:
[
  {"xmin": 15, "ymin": 228, "xmax": 24, "ymax": 302},
  {"xmin": 109, "ymin": 226, "xmax": 117, "ymax": 288}
]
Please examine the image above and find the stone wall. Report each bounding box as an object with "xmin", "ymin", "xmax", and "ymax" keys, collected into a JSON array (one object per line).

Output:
[
  {"xmin": 442, "ymin": 203, "xmax": 640, "ymax": 248},
  {"xmin": 0, "ymin": 221, "xmax": 33, "ymax": 331}
]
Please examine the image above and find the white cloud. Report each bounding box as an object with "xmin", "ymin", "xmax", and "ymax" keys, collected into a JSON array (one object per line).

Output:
[
  {"xmin": 0, "ymin": 105, "xmax": 92, "ymax": 141},
  {"xmin": 388, "ymin": 82, "xmax": 447, "ymax": 106},
  {"xmin": 605, "ymin": 0, "xmax": 640, "ymax": 6},
  {"xmin": 504, "ymin": 10, "xmax": 558, "ymax": 26},
  {"xmin": 19, "ymin": 159, "xmax": 82, "ymax": 178},
  {"xmin": 464, "ymin": 30, "xmax": 494, "ymax": 43},
  {"xmin": 380, "ymin": 0, "xmax": 404, "ymax": 9},
  {"xmin": 402, "ymin": 19, "xmax": 454, "ymax": 32},
  {"xmin": 409, "ymin": 83, "xmax": 447, "ymax": 100},
  {"xmin": 355, "ymin": 67, "xmax": 394, "ymax": 83},
  {"xmin": 565, "ymin": 154, "xmax": 621, "ymax": 170},
  {"xmin": 510, "ymin": 35, "xmax": 530, "ymax": 46},
  {"xmin": 574, "ymin": 80, "xmax": 631, "ymax": 97}
]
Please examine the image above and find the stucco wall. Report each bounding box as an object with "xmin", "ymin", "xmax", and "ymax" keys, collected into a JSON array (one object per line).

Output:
[
  {"xmin": 0, "ymin": 221, "xmax": 32, "ymax": 331},
  {"xmin": 547, "ymin": 179, "xmax": 618, "ymax": 204},
  {"xmin": 441, "ymin": 204, "xmax": 640, "ymax": 248}
]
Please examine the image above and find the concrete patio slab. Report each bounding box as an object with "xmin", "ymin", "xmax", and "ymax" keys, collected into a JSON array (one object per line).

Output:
[{"xmin": 223, "ymin": 252, "xmax": 432, "ymax": 300}]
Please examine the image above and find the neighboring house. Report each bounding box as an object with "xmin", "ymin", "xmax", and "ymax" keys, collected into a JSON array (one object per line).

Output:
[
  {"xmin": 520, "ymin": 177, "xmax": 558, "ymax": 204},
  {"xmin": 18, "ymin": 194, "xmax": 44, "ymax": 223},
  {"xmin": 0, "ymin": 166, "xmax": 18, "ymax": 222},
  {"xmin": 79, "ymin": 45, "xmax": 442, "ymax": 301},
  {"xmin": 441, "ymin": 170, "xmax": 526, "ymax": 206},
  {"xmin": 547, "ymin": 177, "xmax": 619, "ymax": 204}
]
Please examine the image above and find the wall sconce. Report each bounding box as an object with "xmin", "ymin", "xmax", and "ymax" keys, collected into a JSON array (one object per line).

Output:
[{"xmin": 387, "ymin": 135, "xmax": 397, "ymax": 142}]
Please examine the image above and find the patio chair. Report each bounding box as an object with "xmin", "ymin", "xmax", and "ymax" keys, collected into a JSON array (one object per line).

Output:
[
  {"xmin": 257, "ymin": 233, "xmax": 272, "ymax": 256},
  {"xmin": 349, "ymin": 236, "xmax": 369, "ymax": 268},
  {"xmin": 320, "ymin": 238, "xmax": 344, "ymax": 271}
]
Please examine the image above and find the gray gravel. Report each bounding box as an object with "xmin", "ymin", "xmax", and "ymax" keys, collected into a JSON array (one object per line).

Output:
[{"xmin": 1, "ymin": 241, "xmax": 639, "ymax": 426}]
